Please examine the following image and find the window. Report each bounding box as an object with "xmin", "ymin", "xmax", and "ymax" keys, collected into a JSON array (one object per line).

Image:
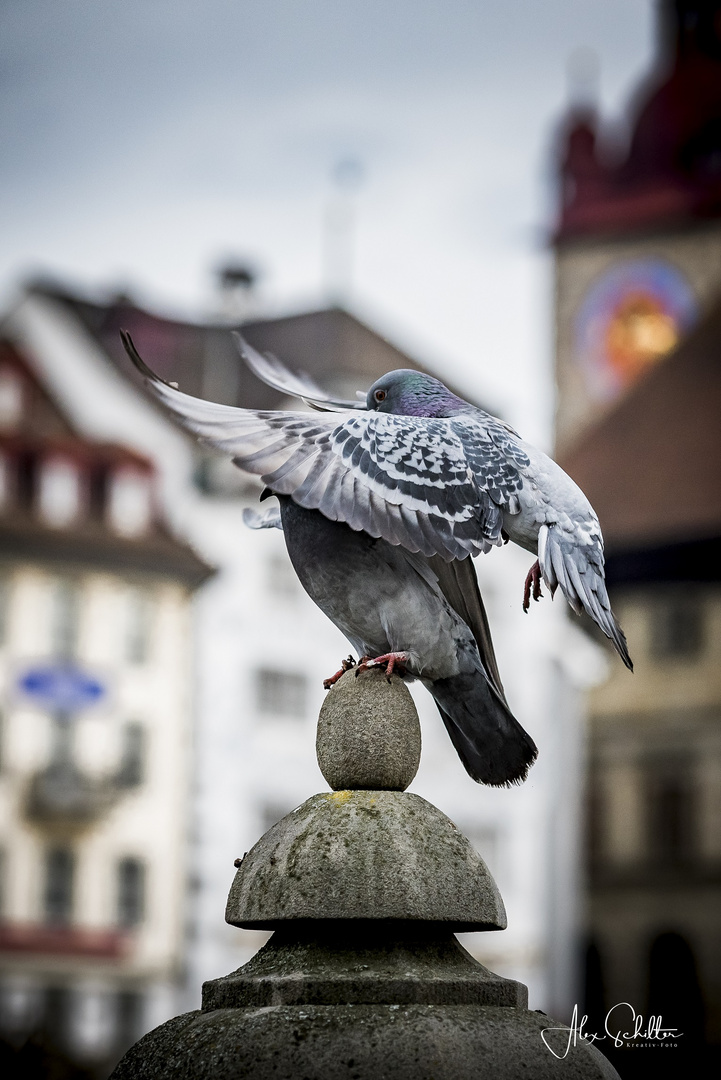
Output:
[
  {"xmin": 108, "ymin": 467, "xmax": 152, "ymax": 537},
  {"xmin": 125, "ymin": 588, "xmax": 152, "ymax": 665},
  {"xmin": 0, "ymin": 976, "xmax": 43, "ymax": 1037},
  {"xmin": 49, "ymin": 713, "xmax": 74, "ymax": 766},
  {"xmin": 255, "ymin": 668, "xmax": 307, "ymax": 719},
  {"xmin": 0, "ymin": 453, "xmax": 10, "ymax": 513},
  {"xmin": 17, "ymin": 451, "xmax": 37, "ymax": 511},
  {"xmin": 44, "ymin": 848, "xmax": 75, "ymax": 924},
  {"xmin": 0, "ymin": 575, "xmax": 9, "ymax": 645},
  {"xmin": 38, "ymin": 456, "xmax": 82, "ymax": 527},
  {"xmin": 651, "ymin": 592, "xmax": 704, "ymax": 659},
  {"xmin": 117, "ymin": 858, "xmax": 145, "ymax": 927},
  {"xmin": 115, "ymin": 990, "xmax": 143, "ymax": 1051},
  {"xmin": 645, "ymin": 765, "xmax": 694, "ymax": 865},
  {"xmin": 51, "ymin": 579, "xmax": 79, "ymax": 659},
  {"xmin": 41, "ymin": 986, "xmax": 73, "ymax": 1048},
  {"xmin": 583, "ymin": 940, "xmax": 607, "ymax": 1032},
  {"xmin": 0, "ymin": 366, "xmax": 23, "ymax": 431},
  {"xmin": 117, "ymin": 723, "xmax": 145, "ymax": 788},
  {"xmin": 88, "ymin": 464, "xmax": 109, "ymax": 523},
  {"xmin": 647, "ymin": 933, "xmax": 705, "ymax": 1044}
]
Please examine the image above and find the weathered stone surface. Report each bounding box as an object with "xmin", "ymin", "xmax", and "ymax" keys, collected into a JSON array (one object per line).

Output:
[
  {"xmin": 226, "ymin": 790, "xmax": 506, "ymax": 931},
  {"xmin": 317, "ymin": 667, "xmax": 421, "ymax": 790},
  {"xmin": 112, "ymin": 1004, "xmax": 621, "ymax": 1080},
  {"xmin": 202, "ymin": 928, "xmax": 527, "ymax": 1009}
]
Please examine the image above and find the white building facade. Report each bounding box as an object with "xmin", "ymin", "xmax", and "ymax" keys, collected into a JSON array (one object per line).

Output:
[{"xmin": 0, "ymin": 325, "xmax": 209, "ymax": 1072}]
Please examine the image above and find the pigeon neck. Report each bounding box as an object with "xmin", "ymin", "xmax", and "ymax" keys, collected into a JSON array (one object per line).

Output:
[{"xmin": 397, "ymin": 392, "xmax": 473, "ymax": 418}]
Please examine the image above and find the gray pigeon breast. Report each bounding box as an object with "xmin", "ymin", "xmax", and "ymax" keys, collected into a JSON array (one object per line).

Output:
[{"xmin": 278, "ymin": 496, "xmax": 471, "ymax": 681}]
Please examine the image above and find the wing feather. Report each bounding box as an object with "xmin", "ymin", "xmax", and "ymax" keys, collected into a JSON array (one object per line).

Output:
[
  {"xmin": 122, "ymin": 331, "xmax": 528, "ymax": 562},
  {"xmin": 292, "ymin": 451, "xmax": 338, "ymax": 504},
  {"xmin": 538, "ymin": 523, "xmax": 633, "ymax": 670},
  {"xmin": 233, "ymin": 332, "xmax": 364, "ymax": 411},
  {"xmin": 383, "ymin": 500, "xmax": 413, "ymax": 549}
]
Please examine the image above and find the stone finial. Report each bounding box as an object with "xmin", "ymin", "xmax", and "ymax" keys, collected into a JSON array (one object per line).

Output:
[
  {"xmin": 226, "ymin": 665, "xmax": 506, "ymax": 931},
  {"xmin": 225, "ymin": 789, "xmax": 507, "ymax": 930},
  {"xmin": 316, "ymin": 667, "xmax": 421, "ymax": 791},
  {"xmin": 113, "ymin": 654, "xmax": 622, "ymax": 1080}
]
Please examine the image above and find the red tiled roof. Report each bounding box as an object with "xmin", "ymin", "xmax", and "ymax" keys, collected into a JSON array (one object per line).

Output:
[{"xmin": 32, "ymin": 284, "xmax": 482, "ymax": 412}]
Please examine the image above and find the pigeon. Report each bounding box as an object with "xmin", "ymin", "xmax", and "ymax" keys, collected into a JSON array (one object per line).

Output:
[{"xmin": 120, "ymin": 331, "xmax": 631, "ymax": 786}]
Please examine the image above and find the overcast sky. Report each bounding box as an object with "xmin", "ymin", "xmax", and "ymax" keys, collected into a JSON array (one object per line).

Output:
[{"xmin": 0, "ymin": 1, "xmax": 656, "ymax": 441}]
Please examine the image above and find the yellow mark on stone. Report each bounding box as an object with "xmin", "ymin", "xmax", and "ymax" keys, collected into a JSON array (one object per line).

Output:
[{"xmin": 327, "ymin": 791, "xmax": 353, "ymax": 804}]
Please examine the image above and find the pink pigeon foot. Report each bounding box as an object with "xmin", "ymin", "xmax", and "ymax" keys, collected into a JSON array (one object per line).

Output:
[
  {"xmin": 523, "ymin": 560, "xmax": 544, "ymax": 612},
  {"xmin": 323, "ymin": 655, "xmax": 356, "ymax": 690},
  {"xmin": 355, "ymin": 651, "xmax": 409, "ymax": 682}
]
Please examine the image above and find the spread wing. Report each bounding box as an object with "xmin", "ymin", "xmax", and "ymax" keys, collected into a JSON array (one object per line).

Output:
[
  {"xmin": 122, "ymin": 331, "xmax": 527, "ymax": 562},
  {"xmin": 234, "ymin": 333, "xmax": 365, "ymax": 412}
]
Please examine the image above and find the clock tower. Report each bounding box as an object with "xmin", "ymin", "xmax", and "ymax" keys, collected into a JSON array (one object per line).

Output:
[
  {"xmin": 553, "ymin": 0, "xmax": 721, "ymax": 454},
  {"xmin": 552, "ymin": 4, "xmax": 721, "ymax": 1066}
]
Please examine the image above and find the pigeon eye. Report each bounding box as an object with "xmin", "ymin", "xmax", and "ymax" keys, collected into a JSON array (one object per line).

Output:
[{"xmin": 374, "ymin": 389, "xmax": 387, "ymax": 403}]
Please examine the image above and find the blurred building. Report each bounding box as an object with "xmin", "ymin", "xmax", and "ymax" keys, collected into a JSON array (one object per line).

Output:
[
  {"xmin": 0, "ymin": 334, "xmax": 210, "ymax": 1073},
  {"xmin": 0, "ymin": 276, "xmax": 594, "ymax": 1073},
  {"xmin": 553, "ymin": 0, "xmax": 721, "ymax": 1066}
]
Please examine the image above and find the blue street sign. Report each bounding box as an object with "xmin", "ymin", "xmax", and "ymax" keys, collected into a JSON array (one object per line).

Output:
[{"xmin": 18, "ymin": 665, "xmax": 106, "ymax": 712}]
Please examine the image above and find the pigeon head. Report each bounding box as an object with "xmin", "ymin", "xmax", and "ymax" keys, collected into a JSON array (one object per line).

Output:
[{"xmin": 366, "ymin": 370, "xmax": 471, "ymax": 418}]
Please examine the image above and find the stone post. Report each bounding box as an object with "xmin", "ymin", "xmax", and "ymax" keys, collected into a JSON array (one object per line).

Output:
[{"xmin": 112, "ymin": 668, "xmax": 619, "ymax": 1078}]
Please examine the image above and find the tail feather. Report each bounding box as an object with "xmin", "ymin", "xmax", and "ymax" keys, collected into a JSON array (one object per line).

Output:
[
  {"xmin": 539, "ymin": 524, "xmax": 633, "ymax": 672},
  {"xmin": 430, "ymin": 672, "xmax": 537, "ymax": 787}
]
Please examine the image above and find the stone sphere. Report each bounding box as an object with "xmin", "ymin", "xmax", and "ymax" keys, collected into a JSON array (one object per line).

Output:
[{"xmin": 316, "ymin": 667, "xmax": 421, "ymax": 791}]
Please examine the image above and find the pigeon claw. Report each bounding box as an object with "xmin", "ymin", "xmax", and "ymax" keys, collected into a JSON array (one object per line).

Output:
[
  {"xmin": 355, "ymin": 652, "xmax": 409, "ymax": 683},
  {"xmin": 523, "ymin": 560, "xmax": 544, "ymax": 613},
  {"xmin": 323, "ymin": 655, "xmax": 356, "ymax": 690}
]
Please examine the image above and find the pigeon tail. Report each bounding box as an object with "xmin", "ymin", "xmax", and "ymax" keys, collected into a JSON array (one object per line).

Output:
[{"xmin": 429, "ymin": 673, "xmax": 537, "ymax": 786}]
